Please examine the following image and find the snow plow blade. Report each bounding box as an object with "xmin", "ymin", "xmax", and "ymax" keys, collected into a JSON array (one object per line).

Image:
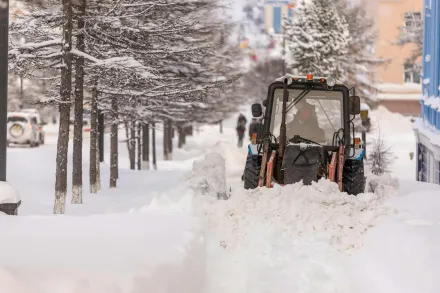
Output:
[{"xmin": 281, "ymin": 143, "xmax": 324, "ymax": 185}]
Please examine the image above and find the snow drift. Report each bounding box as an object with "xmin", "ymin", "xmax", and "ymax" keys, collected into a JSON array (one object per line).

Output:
[
  {"xmin": 144, "ymin": 152, "xmax": 400, "ymax": 292},
  {"xmin": 0, "ymin": 212, "xmax": 206, "ymax": 293}
]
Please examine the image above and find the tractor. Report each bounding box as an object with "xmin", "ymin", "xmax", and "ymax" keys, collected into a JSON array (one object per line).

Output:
[{"xmin": 243, "ymin": 74, "xmax": 366, "ymax": 195}]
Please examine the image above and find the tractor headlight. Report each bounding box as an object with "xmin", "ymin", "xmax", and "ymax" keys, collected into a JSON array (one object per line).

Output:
[{"xmin": 327, "ymin": 77, "xmax": 336, "ymax": 87}]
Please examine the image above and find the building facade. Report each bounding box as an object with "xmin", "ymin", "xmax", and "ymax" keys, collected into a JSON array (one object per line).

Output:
[
  {"xmin": 367, "ymin": 0, "xmax": 423, "ymax": 115},
  {"xmin": 263, "ymin": 0, "xmax": 294, "ymax": 34},
  {"xmin": 414, "ymin": 0, "xmax": 440, "ymax": 184}
]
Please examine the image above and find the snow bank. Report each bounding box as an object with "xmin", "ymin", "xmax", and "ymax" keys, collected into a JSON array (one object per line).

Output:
[
  {"xmin": 0, "ymin": 211, "xmax": 206, "ymax": 293},
  {"xmin": 196, "ymin": 178, "xmax": 397, "ymax": 253},
  {"xmin": 158, "ymin": 152, "xmax": 399, "ymax": 293},
  {"xmin": 348, "ymin": 185, "xmax": 440, "ymax": 293},
  {"xmin": 0, "ymin": 181, "xmax": 20, "ymax": 204}
]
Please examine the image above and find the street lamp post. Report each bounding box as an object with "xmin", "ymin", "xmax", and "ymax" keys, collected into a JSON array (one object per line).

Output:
[{"xmin": 0, "ymin": 0, "xmax": 9, "ymax": 182}]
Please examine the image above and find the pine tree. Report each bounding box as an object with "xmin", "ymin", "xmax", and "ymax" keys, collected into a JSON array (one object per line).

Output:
[
  {"xmin": 285, "ymin": 0, "xmax": 350, "ymax": 78},
  {"xmin": 335, "ymin": 0, "xmax": 384, "ymax": 102}
]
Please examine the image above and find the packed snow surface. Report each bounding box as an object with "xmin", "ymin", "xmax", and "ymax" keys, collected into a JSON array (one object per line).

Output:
[{"xmin": 0, "ymin": 211, "xmax": 206, "ymax": 293}]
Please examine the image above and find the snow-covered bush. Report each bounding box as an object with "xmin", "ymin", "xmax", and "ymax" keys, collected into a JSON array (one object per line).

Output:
[{"xmin": 368, "ymin": 130, "xmax": 394, "ymax": 176}]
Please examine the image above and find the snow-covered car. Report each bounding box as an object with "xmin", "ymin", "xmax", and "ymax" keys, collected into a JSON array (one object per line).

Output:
[
  {"xmin": 21, "ymin": 109, "xmax": 45, "ymax": 145},
  {"xmin": 7, "ymin": 112, "xmax": 40, "ymax": 147}
]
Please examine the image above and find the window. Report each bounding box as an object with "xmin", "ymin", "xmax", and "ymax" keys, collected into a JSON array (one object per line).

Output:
[
  {"xmin": 7, "ymin": 116, "xmax": 27, "ymax": 123},
  {"xmin": 435, "ymin": 160, "xmax": 440, "ymax": 184},
  {"xmin": 404, "ymin": 63, "xmax": 421, "ymax": 83},
  {"xmin": 270, "ymin": 89, "xmax": 343, "ymax": 145},
  {"xmin": 404, "ymin": 12, "xmax": 422, "ymax": 28},
  {"xmin": 273, "ymin": 6, "xmax": 282, "ymax": 34},
  {"xmin": 418, "ymin": 143, "xmax": 428, "ymax": 182}
]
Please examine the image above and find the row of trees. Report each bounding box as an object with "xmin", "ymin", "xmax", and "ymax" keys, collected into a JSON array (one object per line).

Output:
[{"xmin": 9, "ymin": 0, "xmax": 247, "ymax": 214}]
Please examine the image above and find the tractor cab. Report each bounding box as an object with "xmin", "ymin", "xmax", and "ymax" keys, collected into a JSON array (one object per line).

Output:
[{"xmin": 243, "ymin": 74, "xmax": 366, "ymax": 195}]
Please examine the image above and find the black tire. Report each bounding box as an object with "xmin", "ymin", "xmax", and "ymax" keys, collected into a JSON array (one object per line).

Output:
[
  {"xmin": 342, "ymin": 159, "xmax": 366, "ymax": 195},
  {"xmin": 243, "ymin": 154, "xmax": 261, "ymax": 190}
]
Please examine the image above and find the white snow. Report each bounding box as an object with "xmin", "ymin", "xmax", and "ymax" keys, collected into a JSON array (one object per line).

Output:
[
  {"xmin": 376, "ymin": 93, "xmax": 421, "ymax": 101},
  {"xmin": 0, "ymin": 181, "xmax": 21, "ymax": 204},
  {"xmin": 3, "ymin": 106, "xmax": 440, "ymax": 293},
  {"xmin": 0, "ymin": 212, "xmax": 206, "ymax": 293},
  {"xmin": 413, "ymin": 118, "xmax": 440, "ymax": 148},
  {"xmin": 189, "ymin": 152, "xmax": 228, "ymax": 200},
  {"xmin": 376, "ymin": 82, "xmax": 422, "ymax": 93},
  {"xmin": 360, "ymin": 103, "xmax": 370, "ymax": 111},
  {"xmin": 422, "ymin": 95, "xmax": 440, "ymax": 110}
]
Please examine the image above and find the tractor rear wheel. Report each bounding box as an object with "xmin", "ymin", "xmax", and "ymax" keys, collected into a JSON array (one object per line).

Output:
[
  {"xmin": 342, "ymin": 159, "xmax": 366, "ymax": 195},
  {"xmin": 244, "ymin": 154, "xmax": 261, "ymax": 190}
]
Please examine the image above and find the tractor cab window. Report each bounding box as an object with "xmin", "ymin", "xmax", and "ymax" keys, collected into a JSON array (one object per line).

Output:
[{"xmin": 270, "ymin": 88, "xmax": 343, "ymax": 145}]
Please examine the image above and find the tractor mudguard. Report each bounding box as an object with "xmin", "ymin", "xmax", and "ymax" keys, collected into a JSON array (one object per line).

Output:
[{"xmin": 282, "ymin": 143, "xmax": 324, "ymax": 185}]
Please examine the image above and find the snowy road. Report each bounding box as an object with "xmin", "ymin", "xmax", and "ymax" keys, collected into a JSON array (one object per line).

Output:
[{"xmin": 2, "ymin": 106, "xmax": 440, "ymax": 293}]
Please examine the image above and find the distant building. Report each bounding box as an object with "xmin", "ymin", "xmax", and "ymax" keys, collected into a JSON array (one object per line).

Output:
[
  {"xmin": 263, "ymin": 0, "xmax": 294, "ymax": 34},
  {"xmin": 358, "ymin": 0, "xmax": 423, "ymax": 115},
  {"xmin": 413, "ymin": 0, "xmax": 440, "ymax": 184}
]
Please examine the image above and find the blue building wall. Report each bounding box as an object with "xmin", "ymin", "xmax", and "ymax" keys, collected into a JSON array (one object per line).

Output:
[
  {"xmin": 421, "ymin": 0, "xmax": 440, "ymax": 130},
  {"xmin": 416, "ymin": 0, "xmax": 440, "ymax": 184}
]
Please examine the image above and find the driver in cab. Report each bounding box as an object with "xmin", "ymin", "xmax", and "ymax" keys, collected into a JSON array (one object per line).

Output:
[{"xmin": 286, "ymin": 101, "xmax": 326, "ymax": 144}]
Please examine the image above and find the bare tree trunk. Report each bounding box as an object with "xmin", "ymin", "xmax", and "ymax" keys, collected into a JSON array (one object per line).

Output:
[
  {"xmin": 20, "ymin": 76, "xmax": 23, "ymax": 101},
  {"xmin": 185, "ymin": 125, "xmax": 193, "ymax": 136},
  {"xmin": 54, "ymin": 0, "xmax": 73, "ymax": 214},
  {"xmin": 167, "ymin": 120, "xmax": 173, "ymax": 160},
  {"xmin": 110, "ymin": 98, "xmax": 118, "ymax": 188},
  {"xmin": 152, "ymin": 122, "xmax": 157, "ymax": 170},
  {"xmin": 137, "ymin": 122, "xmax": 141, "ymax": 170},
  {"xmin": 142, "ymin": 124, "xmax": 150, "ymax": 169},
  {"xmin": 124, "ymin": 122, "xmax": 132, "ymax": 169},
  {"xmin": 96, "ymin": 132, "xmax": 101, "ymax": 191},
  {"xmin": 89, "ymin": 79, "xmax": 98, "ymax": 194},
  {"xmin": 178, "ymin": 126, "xmax": 185, "ymax": 148},
  {"xmin": 71, "ymin": 0, "xmax": 86, "ymax": 204},
  {"xmin": 219, "ymin": 120, "xmax": 223, "ymax": 134},
  {"xmin": 130, "ymin": 122, "xmax": 136, "ymax": 169},
  {"xmin": 163, "ymin": 121, "xmax": 168, "ymax": 160}
]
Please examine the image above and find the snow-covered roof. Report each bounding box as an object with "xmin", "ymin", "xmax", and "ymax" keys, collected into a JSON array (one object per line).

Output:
[
  {"xmin": 376, "ymin": 83, "xmax": 422, "ymax": 93},
  {"xmin": 7, "ymin": 111, "xmax": 32, "ymax": 118},
  {"xmin": 376, "ymin": 93, "xmax": 421, "ymax": 101}
]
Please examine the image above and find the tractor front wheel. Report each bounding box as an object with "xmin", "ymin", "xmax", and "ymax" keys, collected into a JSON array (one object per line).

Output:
[
  {"xmin": 244, "ymin": 154, "xmax": 261, "ymax": 190},
  {"xmin": 342, "ymin": 159, "xmax": 366, "ymax": 195}
]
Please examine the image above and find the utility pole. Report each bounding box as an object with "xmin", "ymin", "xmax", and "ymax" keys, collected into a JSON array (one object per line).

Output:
[{"xmin": 0, "ymin": 0, "xmax": 9, "ymax": 182}]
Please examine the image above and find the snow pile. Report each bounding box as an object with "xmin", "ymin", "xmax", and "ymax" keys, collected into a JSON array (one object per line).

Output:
[
  {"xmin": 195, "ymin": 178, "xmax": 397, "ymax": 253},
  {"xmin": 0, "ymin": 181, "xmax": 21, "ymax": 204},
  {"xmin": 0, "ymin": 212, "xmax": 206, "ymax": 293},
  {"xmin": 366, "ymin": 172, "xmax": 399, "ymax": 193},
  {"xmin": 188, "ymin": 152, "xmax": 228, "ymax": 200}
]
